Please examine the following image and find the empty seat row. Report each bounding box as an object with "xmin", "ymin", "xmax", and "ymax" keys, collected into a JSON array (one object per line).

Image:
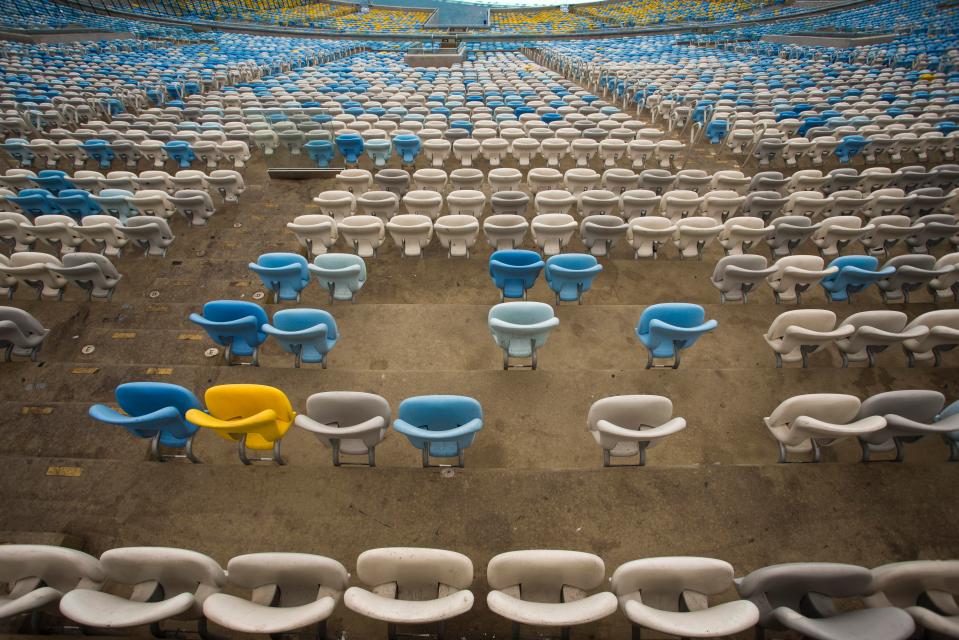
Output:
[
  {"xmin": 0, "ymin": 306, "xmax": 47, "ymax": 361},
  {"xmin": 766, "ymin": 390, "xmax": 959, "ymax": 462},
  {"xmin": 4, "ymin": 544, "xmax": 955, "ymax": 640},
  {"xmin": 0, "ymin": 213, "xmax": 174, "ymax": 258},
  {"xmin": 0, "ymin": 252, "xmax": 121, "ymax": 300}
]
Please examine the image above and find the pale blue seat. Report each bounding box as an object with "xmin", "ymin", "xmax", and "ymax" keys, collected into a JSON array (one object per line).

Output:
[
  {"xmin": 488, "ymin": 301, "xmax": 560, "ymax": 370},
  {"xmin": 305, "ymin": 140, "xmax": 335, "ymax": 167},
  {"xmin": 545, "ymin": 254, "xmax": 603, "ymax": 304},
  {"xmin": 820, "ymin": 256, "xmax": 896, "ymax": 303},
  {"xmin": 88, "ymin": 382, "xmax": 202, "ymax": 462},
  {"xmin": 6, "ymin": 188, "xmax": 57, "ymax": 218},
  {"xmin": 91, "ymin": 189, "xmax": 136, "ymax": 223},
  {"xmin": 636, "ymin": 303, "xmax": 718, "ymax": 369},
  {"xmin": 262, "ymin": 308, "xmax": 338, "ymax": 368},
  {"xmin": 52, "ymin": 189, "xmax": 100, "ymax": 220},
  {"xmin": 365, "ymin": 139, "xmax": 391, "ymax": 167},
  {"xmin": 189, "ymin": 300, "xmax": 269, "ymax": 365},
  {"xmin": 489, "ymin": 250, "xmax": 544, "ymax": 301},
  {"xmin": 248, "ymin": 252, "xmax": 310, "ymax": 302},
  {"xmin": 163, "ymin": 141, "xmax": 195, "ymax": 169},
  {"xmin": 393, "ymin": 134, "xmax": 421, "ymax": 165},
  {"xmin": 936, "ymin": 399, "xmax": 959, "ymax": 462},
  {"xmin": 0, "ymin": 139, "xmax": 33, "ymax": 166},
  {"xmin": 335, "ymin": 133, "xmax": 364, "ymax": 165},
  {"xmin": 309, "ymin": 253, "xmax": 366, "ymax": 302},
  {"xmin": 393, "ymin": 395, "xmax": 483, "ymax": 467}
]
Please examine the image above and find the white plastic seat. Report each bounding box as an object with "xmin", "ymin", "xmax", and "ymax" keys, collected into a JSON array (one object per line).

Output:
[
  {"xmin": 128, "ymin": 190, "xmax": 174, "ymax": 219},
  {"xmin": 598, "ymin": 138, "xmax": 627, "ymax": 167},
  {"xmin": 119, "ymin": 216, "xmax": 176, "ymax": 257},
  {"xmin": 673, "ymin": 217, "xmax": 722, "ymax": 259},
  {"xmin": 446, "ymin": 190, "xmax": 485, "ymax": 217},
  {"xmin": 47, "ymin": 252, "xmax": 122, "ymax": 300},
  {"xmin": 170, "ymin": 170, "xmax": 207, "ymax": 193},
  {"xmin": 785, "ymin": 191, "xmax": 833, "ymax": 218},
  {"xmin": 702, "ymin": 190, "xmax": 745, "ymax": 222},
  {"xmin": 577, "ymin": 189, "xmax": 619, "ymax": 218},
  {"xmin": 857, "ymin": 390, "xmax": 956, "ymax": 462},
  {"xmin": 345, "ymin": 548, "xmax": 473, "ymax": 629},
  {"xmin": 564, "ymin": 168, "xmax": 600, "ymax": 194},
  {"xmin": 434, "ymin": 214, "xmax": 480, "ymax": 258},
  {"xmin": 402, "ymin": 190, "xmax": 443, "ymax": 220},
  {"xmin": 860, "ymin": 215, "xmax": 923, "ymax": 256},
  {"xmin": 865, "ymin": 560, "xmax": 959, "ymax": 637},
  {"xmin": 512, "ymin": 137, "xmax": 539, "ymax": 166},
  {"xmin": 535, "ymin": 190, "xmax": 576, "ymax": 216},
  {"xmin": 570, "ymin": 138, "xmax": 599, "ymax": 166},
  {"xmin": 621, "ymin": 190, "xmax": 661, "ymax": 220},
  {"xmin": 654, "ymin": 139, "xmax": 686, "ymax": 168},
  {"xmin": 531, "ymin": 213, "xmax": 577, "ymax": 256},
  {"xmin": 902, "ymin": 310, "xmax": 959, "ymax": 367},
  {"xmin": 295, "ymin": 391, "xmax": 390, "ymax": 466},
  {"xmin": 836, "ymin": 310, "xmax": 929, "ymax": 367},
  {"xmin": 928, "ymin": 253, "xmax": 959, "ymax": 302},
  {"xmin": 628, "ymin": 217, "xmax": 676, "ymax": 259},
  {"xmin": 356, "ymin": 191, "xmax": 399, "ymax": 222},
  {"xmin": 22, "ymin": 215, "xmax": 83, "ymax": 255},
  {"xmin": 202, "ymin": 553, "xmax": 348, "ymax": 635},
  {"xmin": 763, "ymin": 394, "xmax": 885, "ymax": 462},
  {"xmin": 0, "ymin": 545, "xmax": 104, "ymax": 620},
  {"xmin": 540, "ymin": 138, "xmax": 568, "ymax": 167},
  {"xmin": 488, "ymin": 168, "xmax": 523, "ymax": 193},
  {"xmin": 527, "ymin": 168, "xmax": 563, "ymax": 194},
  {"xmin": 169, "ymin": 189, "xmax": 216, "ymax": 227},
  {"xmin": 133, "ymin": 170, "xmax": 173, "ymax": 193},
  {"xmin": 766, "ymin": 255, "xmax": 837, "ymax": 304},
  {"xmin": 286, "ymin": 214, "xmax": 337, "ymax": 257},
  {"xmin": 59, "ymin": 547, "xmax": 225, "ymax": 632},
  {"xmin": 387, "ymin": 214, "xmax": 433, "ymax": 257},
  {"xmin": 612, "ymin": 557, "xmax": 759, "ymax": 637},
  {"xmin": 481, "ymin": 138, "xmax": 509, "ymax": 166},
  {"xmin": 486, "ymin": 550, "xmax": 616, "ymax": 633},
  {"xmin": 77, "ymin": 215, "xmax": 127, "ymax": 256},
  {"xmin": 338, "ymin": 169, "xmax": 373, "ymax": 198},
  {"xmin": 452, "ymin": 138, "xmax": 481, "ymax": 167},
  {"xmin": 587, "ymin": 395, "xmax": 686, "ymax": 466},
  {"xmin": 711, "ymin": 254, "xmax": 777, "ymax": 303},
  {"xmin": 484, "ymin": 214, "xmax": 528, "ymax": 251},
  {"xmin": 812, "ymin": 216, "xmax": 873, "ymax": 256},
  {"xmin": 661, "ymin": 190, "xmax": 704, "ymax": 223},
  {"xmin": 206, "ymin": 169, "xmax": 245, "ymax": 204},
  {"xmin": 339, "ymin": 215, "xmax": 386, "ymax": 258},
  {"xmin": 718, "ymin": 217, "xmax": 773, "ymax": 255},
  {"xmin": 711, "ymin": 170, "xmax": 751, "ymax": 195},
  {"xmin": 580, "ymin": 214, "xmax": 628, "ymax": 256},
  {"xmin": 313, "ymin": 191, "xmax": 355, "ymax": 224},
  {"xmin": 764, "ymin": 309, "xmax": 853, "ymax": 368}
]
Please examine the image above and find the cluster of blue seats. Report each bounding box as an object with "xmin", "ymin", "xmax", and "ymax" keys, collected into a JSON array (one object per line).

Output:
[{"xmin": 489, "ymin": 249, "xmax": 603, "ymax": 303}]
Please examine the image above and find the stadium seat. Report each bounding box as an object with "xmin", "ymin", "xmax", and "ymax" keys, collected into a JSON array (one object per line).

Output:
[
  {"xmin": 248, "ymin": 253, "xmax": 310, "ymax": 302},
  {"xmin": 763, "ymin": 394, "xmax": 885, "ymax": 463},
  {"xmin": 262, "ymin": 308, "xmax": 338, "ymax": 368},
  {"xmin": 488, "ymin": 301, "xmax": 559, "ymax": 369},
  {"xmin": 635, "ymin": 303, "xmax": 717, "ymax": 369},
  {"xmin": 0, "ymin": 545, "xmax": 103, "ymax": 622},
  {"xmin": 309, "ymin": 254, "xmax": 366, "ymax": 303},
  {"xmin": 544, "ymin": 254, "xmax": 602, "ymax": 304},
  {"xmin": 393, "ymin": 395, "xmax": 483, "ymax": 467},
  {"xmin": 587, "ymin": 395, "xmax": 686, "ymax": 467},
  {"xmin": 296, "ymin": 391, "xmax": 391, "ymax": 467},
  {"xmin": 489, "ymin": 250, "xmax": 544, "ymax": 300},
  {"xmin": 0, "ymin": 306, "xmax": 48, "ymax": 362},
  {"xmin": 189, "ymin": 300, "xmax": 269, "ymax": 366}
]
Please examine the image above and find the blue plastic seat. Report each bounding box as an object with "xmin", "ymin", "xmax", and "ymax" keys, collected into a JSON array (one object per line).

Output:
[
  {"xmin": 248, "ymin": 252, "xmax": 310, "ymax": 302},
  {"xmin": 309, "ymin": 253, "xmax": 367, "ymax": 302},
  {"xmin": 304, "ymin": 140, "xmax": 335, "ymax": 167},
  {"xmin": 488, "ymin": 301, "xmax": 560, "ymax": 370},
  {"xmin": 545, "ymin": 254, "xmax": 603, "ymax": 304},
  {"xmin": 820, "ymin": 256, "xmax": 896, "ymax": 303},
  {"xmin": 163, "ymin": 141, "xmax": 195, "ymax": 169},
  {"xmin": 189, "ymin": 300, "xmax": 269, "ymax": 365},
  {"xmin": 392, "ymin": 134, "xmax": 421, "ymax": 164},
  {"xmin": 705, "ymin": 120, "xmax": 728, "ymax": 144},
  {"xmin": 0, "ymin": 139, "xmax": 33, "ymax": 166},
  {"xmin": 636, "ymin": 303, "xmax": 718, "ymax": 369},
  {"xmin": 31, "ymin": 170, "xmax": 73, "ymax": 195},
  {"xmin": 262, "ymin": 308, "xmax": 338, "ymax": 368},
  {"xmin": 489, "ymin": 250, "xmax": 545, "ymax": 300},
  {"xmin": 52, "ymin": 189, "xmax": 100, "ymax": 220},
  {"xmin": 393, "ymin": 395, "xmax": 483, "ymax": 467},
  {"xmin": 81, "ymin": 139, "xmax": 115, "ymax": 169},
  {"xmin": 834, "ymin": 135, "xmax": 868, "ymax": 163},
  {"xmin": 88, "ymin": 382, "xmax": 202, "ymax": 462},
  {"xmin": 936, "ymin": 399, "xmax": 959, "ymax": 462},
  {"xmin": 6, "ymin": 188, "xmax": 58, "ymax": 218},
  {"xmin": 335, "ymin": 133, "xmax": 364, "ymax": 165},
  {"xmin": 365, "ymin": 139, "xmax": 391, "ymax": 167}
]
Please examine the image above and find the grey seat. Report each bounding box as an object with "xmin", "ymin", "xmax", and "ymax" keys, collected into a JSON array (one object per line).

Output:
[
  {"xmin": 877, "ymin": 255, "xmax": 952, "ymax": 303},
  {"xmin": 766, "ymin": 216, "xmax": 819, "ymax": 257},
  {"xmin": 46, "ymin": 252, "xmax": 122, "ymax": 300},
  {"xmin": 0, "ymin": 544, "xmax": 104, "ymax": 623},
  {"xmin": 735, "ymin": 563, "xmax": 915, "ymax": 640},
  {"xmin": 0, "ymin": 306, "xmax": 49, "ymax": 361},
  {"xmin": 856, "ymin": 390, "xmax": 955, "ymax": 462},
  {"xmin": 611, "ymin": 557, "xmax": 759, "ymax": 638},
  {"xmin": 835, "ymin": 310, "xmax": 929, "ymax": 367},
  {"xmin": 201, "ymin": 553, "xmax": 348, "ymax": 636},
  {"xmin": 295, "ymin": 391, "xmax": 391, "ymax": 467},
  {"xmin": 865, "ymin": 561, "xmax": 959, "ymax": 638},
  {"xmin": 710, "ymin": 255, "xmax": 776, "ymax": 303}
]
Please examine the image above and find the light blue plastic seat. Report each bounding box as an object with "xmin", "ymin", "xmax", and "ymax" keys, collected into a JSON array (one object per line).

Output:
[
  {"xmin": 52, "ymin": 189, "xmax": 100, "ymax": 220},
  {"xmin": 6, "ymin": 188, "xmax": 57, "ymax": 218},
  {"xmin": 488, "ymin": 301, "xmax": 560, "ymax": 370},
  {"xmin": 309, "ymin": 253, "xmax": 367, "ymax": 302},
  {"xmin": 393, "ymin": 134, "xmax": 421, "ymax": 165},
  {"xmin": 262, "ymin": 308, "xmax": 338, "ymax": 368},
  {"xmin": 31, "ymin": 170, "xmax": 73, "ymax": 195},
  {"xmin": 545, "ymin": 254, "xmax": 603, "ymax": 304},
  {"xmin": 489, "ymin": 250, "xmax": 544, "ymax": 301},
  {"xmin": 365, "ymin": 139, "xmax": 391, "ymax": 167},
  {"xmin": 88, "ymin": 382, "xmax": 202, "ymax": 462},
  {"xmin": 393, "ymin": 395, "xmax": 483, "ymax": 467},
  {"xmin": 305, "ymin": 140, "xmax": 335, "ymax": 167},
  {"xmin": 0, "ymin": 139, "xmax": 33, "ymax": 166},
  {"xmin": 163, "ymin": 141, "xmax": 195, "ymax": 169},
  {"xmin": 935, "ymin": 400, "xmax": 959, "ymax": 462},
  {"xmin": 189, "ymin": 300, "xmax": 269, "ymax": 366},
  {"xmin": 81, "ymin": 139, "xmax": 115, "ymax": 169},
  {"xmin": 636, "ymin": 303, "xmax": 718, "ymax": 369},
  {"xmin": 248, "ymin": 252, "xmax": 310, "ymax": 302},
  {"xmin": 820, "ymin": 256, "xmax": 896, "ymax": 303},
  {"xmin": 335, "ymin": 133, "xmax": 364, "ymax": 165},
  {"xmin": 91, "ymin": 189, "xmax": 136, "ymax": 223}
]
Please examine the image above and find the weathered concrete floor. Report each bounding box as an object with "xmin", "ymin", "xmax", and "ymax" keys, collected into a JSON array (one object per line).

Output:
[{"xmin": 1, "ymin": 62, "xmax": 958, "ymax": 640}]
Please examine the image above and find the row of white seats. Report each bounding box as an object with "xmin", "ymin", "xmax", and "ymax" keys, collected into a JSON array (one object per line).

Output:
[
  {"xmin": 0, "ymin": 169, "xmax": 245, "ymax": 202},
  {"xmin": 0, "ymin": 215, "xmax": 174, "ymax": 257},
  {"xmin": 0, "ymin": 251, "xmax": 122, "ymax": 299}
]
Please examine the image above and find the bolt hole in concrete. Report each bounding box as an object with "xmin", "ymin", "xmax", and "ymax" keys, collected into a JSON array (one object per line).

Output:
[
  {"xmin": 252, "ymin": 291, "xmax": 265, "ymax": 300},
  {"xmin": 149, "ymin": 290, "xmax": 161, "ymax": 298},
  {"xmin": 204, "ymin": 348, "xmax": 220, "ymax": 358},
  {"xmin": 81, "ymin": 345, "xmax": 95, "ymax": 355}
]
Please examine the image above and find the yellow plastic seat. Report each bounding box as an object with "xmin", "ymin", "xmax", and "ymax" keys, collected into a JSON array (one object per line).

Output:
[{"xmin": 186, "ymin": 384, "xmax": 295, "ymax": 465}]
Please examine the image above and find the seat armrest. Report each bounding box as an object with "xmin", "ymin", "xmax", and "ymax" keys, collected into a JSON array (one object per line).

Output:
[
  {"xmin": 89, "ymin": 404, "xmax": 181, "ymax": 427},
  {"xmin": 793, "ymin": 414, "xmax": 886, "ymax": 437},
  {"xmin": 393, "ymin": 418, "xmax": 483, "ymax": 440},
  {"xmin": 186, "ymin": 408, "xmax": 277, "ymax": 431},
  {"xmin": 295, "ymin": 414, "xmax": 386, "ymax": 437},
  {"xmin": 489, "ymin": 317, "xmax": 560, "ymax": 336}
]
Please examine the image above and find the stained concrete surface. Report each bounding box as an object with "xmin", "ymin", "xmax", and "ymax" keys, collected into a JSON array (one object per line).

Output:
[{"xmin": 0, "ymin": 61, "xmax": 958, "ymax": 640}]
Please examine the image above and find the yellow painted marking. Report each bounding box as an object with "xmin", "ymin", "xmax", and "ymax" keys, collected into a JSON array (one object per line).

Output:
[
  {"xmin": 71, "ymin": 367, "xmax": 99, "ymax": 374},
  {"xmin": 20, "ymin": 406, "xmax": 53, "ymax": 415},
  {"xmin": 148, "ymin": 304, "xmax": 168, "ymax": 312},
  {"xmin": 112, "ymin": 332, "xmax": 136, "ymax": 340},
  {"xmin": 145, "ymin": 367, "xmax": 173, "ymax": 375},
  {"xmin": 46, "ymin": 466, "xmax": 82, "ymax": 477},
  {"xmin": 177, "ymin": 333, "xmax": 202, "ymax": 341}
]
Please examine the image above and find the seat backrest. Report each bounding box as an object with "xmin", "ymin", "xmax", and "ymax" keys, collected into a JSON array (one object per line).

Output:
[
  {"xmin": 0, "ymin": 306, "xmax": 45, "ymax": 335},
  {"xmin": 736, "ymin": 562, "xmax": 872, "ymax": 610},
  {"xmin": 611, "ymin": 557, "xmax": 733, "ymax": 603},
  {"xmin": 100, "ymin": 547, "xmax": 225, "ymax": 597},
  {"xmin": 226, "ymin": 552, "xmax": 349, "ymax": 606},
  {"xmin": 356, "ymin": 547, "xmax": 473, "ymax": 599},
  {"xmin": 312, "ymin": 253, "xmax": 367, "ymax": 280},
  {"xmin": 858, "ymin": 390, "xmax": 945, "ymax": 423},
  {"xmin": 0, "ymin": 545, "xmax": 104, "ymax": 593},
  {"xmin": 766, "ymin": 309, "xmax": 836, "ymax": 339},
  {"xmin": 588, "ymin": 395, "xmax": 671, "ymax": 432},
  {"xmin": 870, "ymin": 561, "xmax": 959, "ymax": 607},
  {"xmin": 397, "ymin": 395, "xmax": 481, "ymax": 433},
  {"xmin": 638, "ymin": 303, "xmax": 705, "ymax": 334},
  {"xmin": 200, "ymin": 300, "xmax": 269, "ymax": 327},
  {"xmin": 272, "ymin": 308, "xmax": 337, "ymax": 340},
  {"xmin": 116, "ymin": 382, "xmax": 201, "ymax": 418},
  {"xmin": 489, "ymin": 301, "xmax": 555, "ymax": 328},
  {"xmin": 256, "ymin": 252, "xmax": 309, "ymax": 277},
  {"xmin": 204, "ymin": 384, "xmax": 294, "ymax": 423},
  {"xmin": 766, "ymin": 394, "xmax": 860, "ymax": 426},
  {"xmin": 305, "ymin": 391, "xmax": 390, "ymax": 431},
  {"xmin": 839, "ymin": 310, "xmax": 907, "ymax": 333},
  {"xmin": 487, "ymin": 550, "xmax": 605, "ymax": 603}
]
